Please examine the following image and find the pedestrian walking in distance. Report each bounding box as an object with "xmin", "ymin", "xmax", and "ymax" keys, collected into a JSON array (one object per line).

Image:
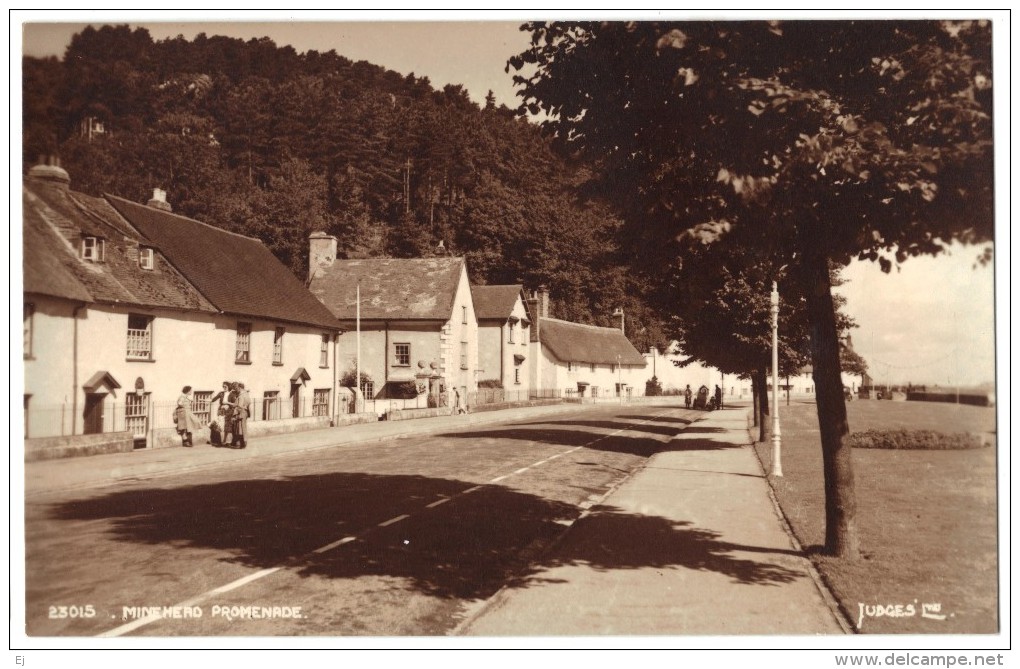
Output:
[
  {"xmin": 684, "ymin": 384, "xmax": 692, "ymax": 409},
  {"xmin": 714, "ymin": 384, "xmax": 723, "ymax": 410}
]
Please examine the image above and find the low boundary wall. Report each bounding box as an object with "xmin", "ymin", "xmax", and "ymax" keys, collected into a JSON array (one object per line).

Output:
[{"xmin": 25, "ymin": 431, "xmax": 135, "ymax": 461}]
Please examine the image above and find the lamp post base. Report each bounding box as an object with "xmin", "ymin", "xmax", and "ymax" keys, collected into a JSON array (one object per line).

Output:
[{"xmin": 771, "ymin": 420, "xmax": 783, "ymax": 477}]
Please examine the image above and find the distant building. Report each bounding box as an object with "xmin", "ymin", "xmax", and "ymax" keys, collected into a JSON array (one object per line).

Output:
[
  {"xmin": 307, "ymin": 238, "xmax": 478, "ymax": 407},
  {"xmin": 526, "ymin": 287, "xmax": 647, "ymax": 398},
  {"xmin": 471, "ymin": 284, "xmax": 532, "ymax": 393},
  {"xmin": 23, "ymin": 161, "xmax": 342, "ymax": 452}
]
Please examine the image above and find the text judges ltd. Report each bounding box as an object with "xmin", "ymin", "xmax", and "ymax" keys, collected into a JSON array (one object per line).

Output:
[{"xmin": 122, "ymin": 605, "xmax": 305, "ymax": 621}]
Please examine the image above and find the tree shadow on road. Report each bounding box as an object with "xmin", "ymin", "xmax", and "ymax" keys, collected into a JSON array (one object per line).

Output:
[
  {"xmin": 511, "ymin": 419, "xmax": 680, "ymax": 438},
  {"xmin": 618, "ymin": 415, "xmax": 694, "ymax": 425},
  {"xmin": 45, "ymin": 471, "xmax": 804, "ymax": 604},
  {"xmin": 438, "ymin": 427, "xmax": 668, "ymax": 457}
]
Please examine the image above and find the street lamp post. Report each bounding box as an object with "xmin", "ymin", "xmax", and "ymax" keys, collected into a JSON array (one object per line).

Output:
[{"xmin": 770, "ymin": 281, "xmax": 783, "ymax": 477}]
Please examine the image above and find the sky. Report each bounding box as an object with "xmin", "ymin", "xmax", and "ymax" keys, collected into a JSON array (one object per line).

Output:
[{"xmin": 14, "ymin": 11, "xmax": 1006, "ymax": 388}]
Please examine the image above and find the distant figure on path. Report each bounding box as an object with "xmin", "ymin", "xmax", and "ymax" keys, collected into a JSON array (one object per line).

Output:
[
  {"xmin": 714, "ymin": 385, "xmax": 723, "ymax": 410},
  {"xmin": 684, "ymin": 384, "xmax": 692, "ymax": 409}
]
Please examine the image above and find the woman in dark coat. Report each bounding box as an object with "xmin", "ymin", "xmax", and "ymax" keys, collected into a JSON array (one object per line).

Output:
[{"xmin": 209, "ymin": 381, "xmax": 231, "ymax": 446}]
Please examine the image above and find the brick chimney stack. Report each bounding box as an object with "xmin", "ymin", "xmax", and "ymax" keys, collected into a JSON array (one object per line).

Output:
[
  {"xmin": 28, "ymin": 155, "xmax": 70, "ymax": 188},
  {"xmin": 613, "ymin": 307, "xmax": 625, "ymax": 335},
  {"xmin": 308, "ymin": 231, "xmax": 338, "ymax": 281},
  {"xmin": 527, "ymin": 285, "xmax": 550, "ymax": 343},
  {"xmin": 147, "ymin": 188, "xmax": 172, "ymax": 212},
  {"xmin": 537, "ymin": 285, "xmax": 550, "ymax": 318}
]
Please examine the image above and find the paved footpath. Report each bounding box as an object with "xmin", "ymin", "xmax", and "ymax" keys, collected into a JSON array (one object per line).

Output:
[{"xmin": 457, "ymin": 408, "xmax": 848, "ymax": 636}]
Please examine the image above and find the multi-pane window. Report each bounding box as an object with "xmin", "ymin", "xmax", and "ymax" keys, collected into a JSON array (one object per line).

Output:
[
  {"xmin": 235, "ymin": 322, "xmax": 251, "ymax": 363},
  {"xmin": 193, "ymin": 391, "xmax": 213, "ymax": 424},
  {"xmin": 567, "ymin": 361, "xmax": 574, "ymax": 372},
  {"xmin": 460, "ymin": 341, "xmax": 468, "ymax": 370},
  {"xmin": 361, "ymin": 380, "xmax": 374, "ymax": 399},
  {"xmin": 139, "ymin": 247, "xmax": 154, "ymax": 270},
  {"xmin": 124, "ymin": 394, "xmax": 148, "ymax": 440},
  {"xmin": 514, "ymin": 367, "xmax": 521, "ymax": 385},
  {"xmin": 81, "ymin": 236, "xmax": 105, "ymax": 262},
  {"xmin": 313, "ymin": 389, "xmax": 330, "ymax": 416},
  {"xmin": 273, "ymin": 327, "xmax": 285, "ymax": 364},
  {"xmin": 126, "ymin": 314, "xmax": 153, "ymax": 359},
  {"xmin": 319, "ymin": 333, "xmax": 329, "ymax": 367},
  {"xmin": 394, "ymin": 343, "xmax": 410, "ymax": 366},
  {"xmin": 23, "ymin": 303, "xmax": 34, "ymax": 359},
  {"xmin": 262, "ymin": 390, "xmax": 281, "ymax": 420},
  {"xmin": 508, "ymin": 321, "xmax": 515, "ymax": 343},
  {"xmin": 590, "ymin": 362, "xmax": 596, "ymax": 372},
  {"xmin": 610, "ymin": 363, "xmax": 618, "ymax": 373},
  {"xmin": 462, "ymin": 305, "xmax": 468, "ymax": 324}
]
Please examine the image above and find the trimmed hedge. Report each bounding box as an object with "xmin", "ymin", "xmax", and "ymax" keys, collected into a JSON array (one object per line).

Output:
[{"xmin": 848, "ymin": 429, "xmax": 989, "ymax": 450}]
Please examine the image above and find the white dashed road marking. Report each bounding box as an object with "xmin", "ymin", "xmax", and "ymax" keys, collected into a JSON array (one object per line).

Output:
[
  {"xmin": 97, "ymin": 406, "xmax": 683, "ymax": 637},
  {"xmin": 378, "ymin": 514, "xmax": 410, "ymax": 527},
  {"xmin": 312, "ymin": 536, "xmax": 358, "ymax": 554}
]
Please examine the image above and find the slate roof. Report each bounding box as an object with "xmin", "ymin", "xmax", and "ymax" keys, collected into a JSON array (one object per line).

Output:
[
  {"xmin": 309, "ymin": 257, "xmax": 466, "ymax": 321},
  {"xmin": 23, "ymin": 178, "xmax": 213, "ymax": 311},
  {"xmin": 470, "ymin": 284, "xmax": 530, "ymax": 321},
  {"xmin": 107, "ymin": 195, "xmax": 341, "ymax": 330},
  {"xmin": 539, "ymin": 318, "xmax": 647, "ymax": 366}
]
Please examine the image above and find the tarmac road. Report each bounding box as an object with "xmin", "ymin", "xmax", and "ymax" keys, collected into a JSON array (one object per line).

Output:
[{"xmin": 25, "ymin": 403, "xmax": 699, "ymax": 637}]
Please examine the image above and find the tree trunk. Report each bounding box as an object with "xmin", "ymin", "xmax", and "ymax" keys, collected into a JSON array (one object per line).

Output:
[
  {"xmin": 751, "ymin": 372, "xmax": 760, "ymax": 428},
  {"xmin": 754, "ymin": 367, "xmax": 770, "ymax": 443},
  {"xmin": 803, "ymin": 252, "xmax": 860, "ymax": 559}
]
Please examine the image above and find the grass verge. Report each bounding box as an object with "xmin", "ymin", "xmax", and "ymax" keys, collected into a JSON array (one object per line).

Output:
[{"xmin": 752, "ymin": 400, "xmax": 998, "ymax": 634}]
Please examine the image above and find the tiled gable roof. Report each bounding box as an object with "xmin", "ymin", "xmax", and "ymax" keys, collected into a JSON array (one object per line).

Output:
[
  {"xmin": 23, "ymin": 180, "xmax": 214, "ymax": 311},
  {"xmin": 107, "ymin": 195, "xmax": 340, "ymax": 330},
  {"xmin": 471, "ymin": 284, "xmax": 528, "ymax": 321},
  {"xmin": 539, "ymin": 317, "xmax": 647, "ymax": 366},
  {"xmin": 309, "ymin": 257, "xmax": 465, "ymax": 321}
]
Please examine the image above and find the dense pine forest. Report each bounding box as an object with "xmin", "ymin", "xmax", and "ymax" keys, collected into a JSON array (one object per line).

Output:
[{"xmin": 23, "ymin": 25, "xmax": 668, "ymax": 350}]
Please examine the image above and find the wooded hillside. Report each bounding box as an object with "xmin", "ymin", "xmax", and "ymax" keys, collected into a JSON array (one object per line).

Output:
[{"xmin": 23, "ymin": 25, "xmax": 668, "ymax": 350}]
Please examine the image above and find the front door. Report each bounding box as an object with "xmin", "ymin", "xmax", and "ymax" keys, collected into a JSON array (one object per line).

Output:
[
  {"xmin": 83, "ymin": 393, "xmax": 105, "ymax": 434},
  {"xmin": 291, "ymin": 384, "xmax": 301, "ymax": 419}
]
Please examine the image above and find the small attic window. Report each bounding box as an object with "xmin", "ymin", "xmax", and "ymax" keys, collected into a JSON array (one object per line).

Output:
[
  {"xmin": 81, "ymin": 236, "xmax": 105, "ymax": 262},
  {"xmin": 139, "ymin": 247, "xmax": 154, "ymax": 270}
]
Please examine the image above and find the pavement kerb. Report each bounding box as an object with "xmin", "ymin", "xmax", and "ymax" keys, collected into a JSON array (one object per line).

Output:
[
  {"xmin": 746, "ymin": 410, "xmax": 856, "ymax": 635},
  {"xmin": 24, "ymin": 401, "xmax": 608, "ymax": 499},
  {"xmin": 452, "ymin": 411, "xmax": 710, "ymax": 635}
]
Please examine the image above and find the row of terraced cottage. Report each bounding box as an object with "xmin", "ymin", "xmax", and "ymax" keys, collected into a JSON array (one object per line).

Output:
[{"xmin": 22, "ymin": 162, "xmax": 650, "ymax": 459}]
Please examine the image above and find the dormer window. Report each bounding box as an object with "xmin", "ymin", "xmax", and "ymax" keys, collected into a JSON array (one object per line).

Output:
[
  {"xmin": 139, "ymin": 247, "xmax": 154, "ymax": 270},
  {"xmin": 81, "ymin": 236, "xmax": 105, "ymax": 262}
]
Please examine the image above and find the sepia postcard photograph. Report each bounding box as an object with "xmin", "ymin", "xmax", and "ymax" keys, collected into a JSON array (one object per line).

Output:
[{"xmin": 11, "ymin": 9, "xmax": 1009, "ymax": 664}]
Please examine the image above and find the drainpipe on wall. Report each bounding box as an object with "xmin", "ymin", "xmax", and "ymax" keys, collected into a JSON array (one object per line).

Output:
[
  {"xmin": 332, "ymin": 331, "xmax": 339, "ymax": 425},
  {"xmin": 71, "ymin": 302, "xmax": 85, "ymax": 435}
]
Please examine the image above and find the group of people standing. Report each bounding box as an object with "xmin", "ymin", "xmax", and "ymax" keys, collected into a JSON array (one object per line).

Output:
[
  {"xmin": 682, "ymin": 384, "xmax": 724, "ymax": 410},
  {"xmin": 175, "ymin": 381, "xmax": 251, "ymax": 449}
]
